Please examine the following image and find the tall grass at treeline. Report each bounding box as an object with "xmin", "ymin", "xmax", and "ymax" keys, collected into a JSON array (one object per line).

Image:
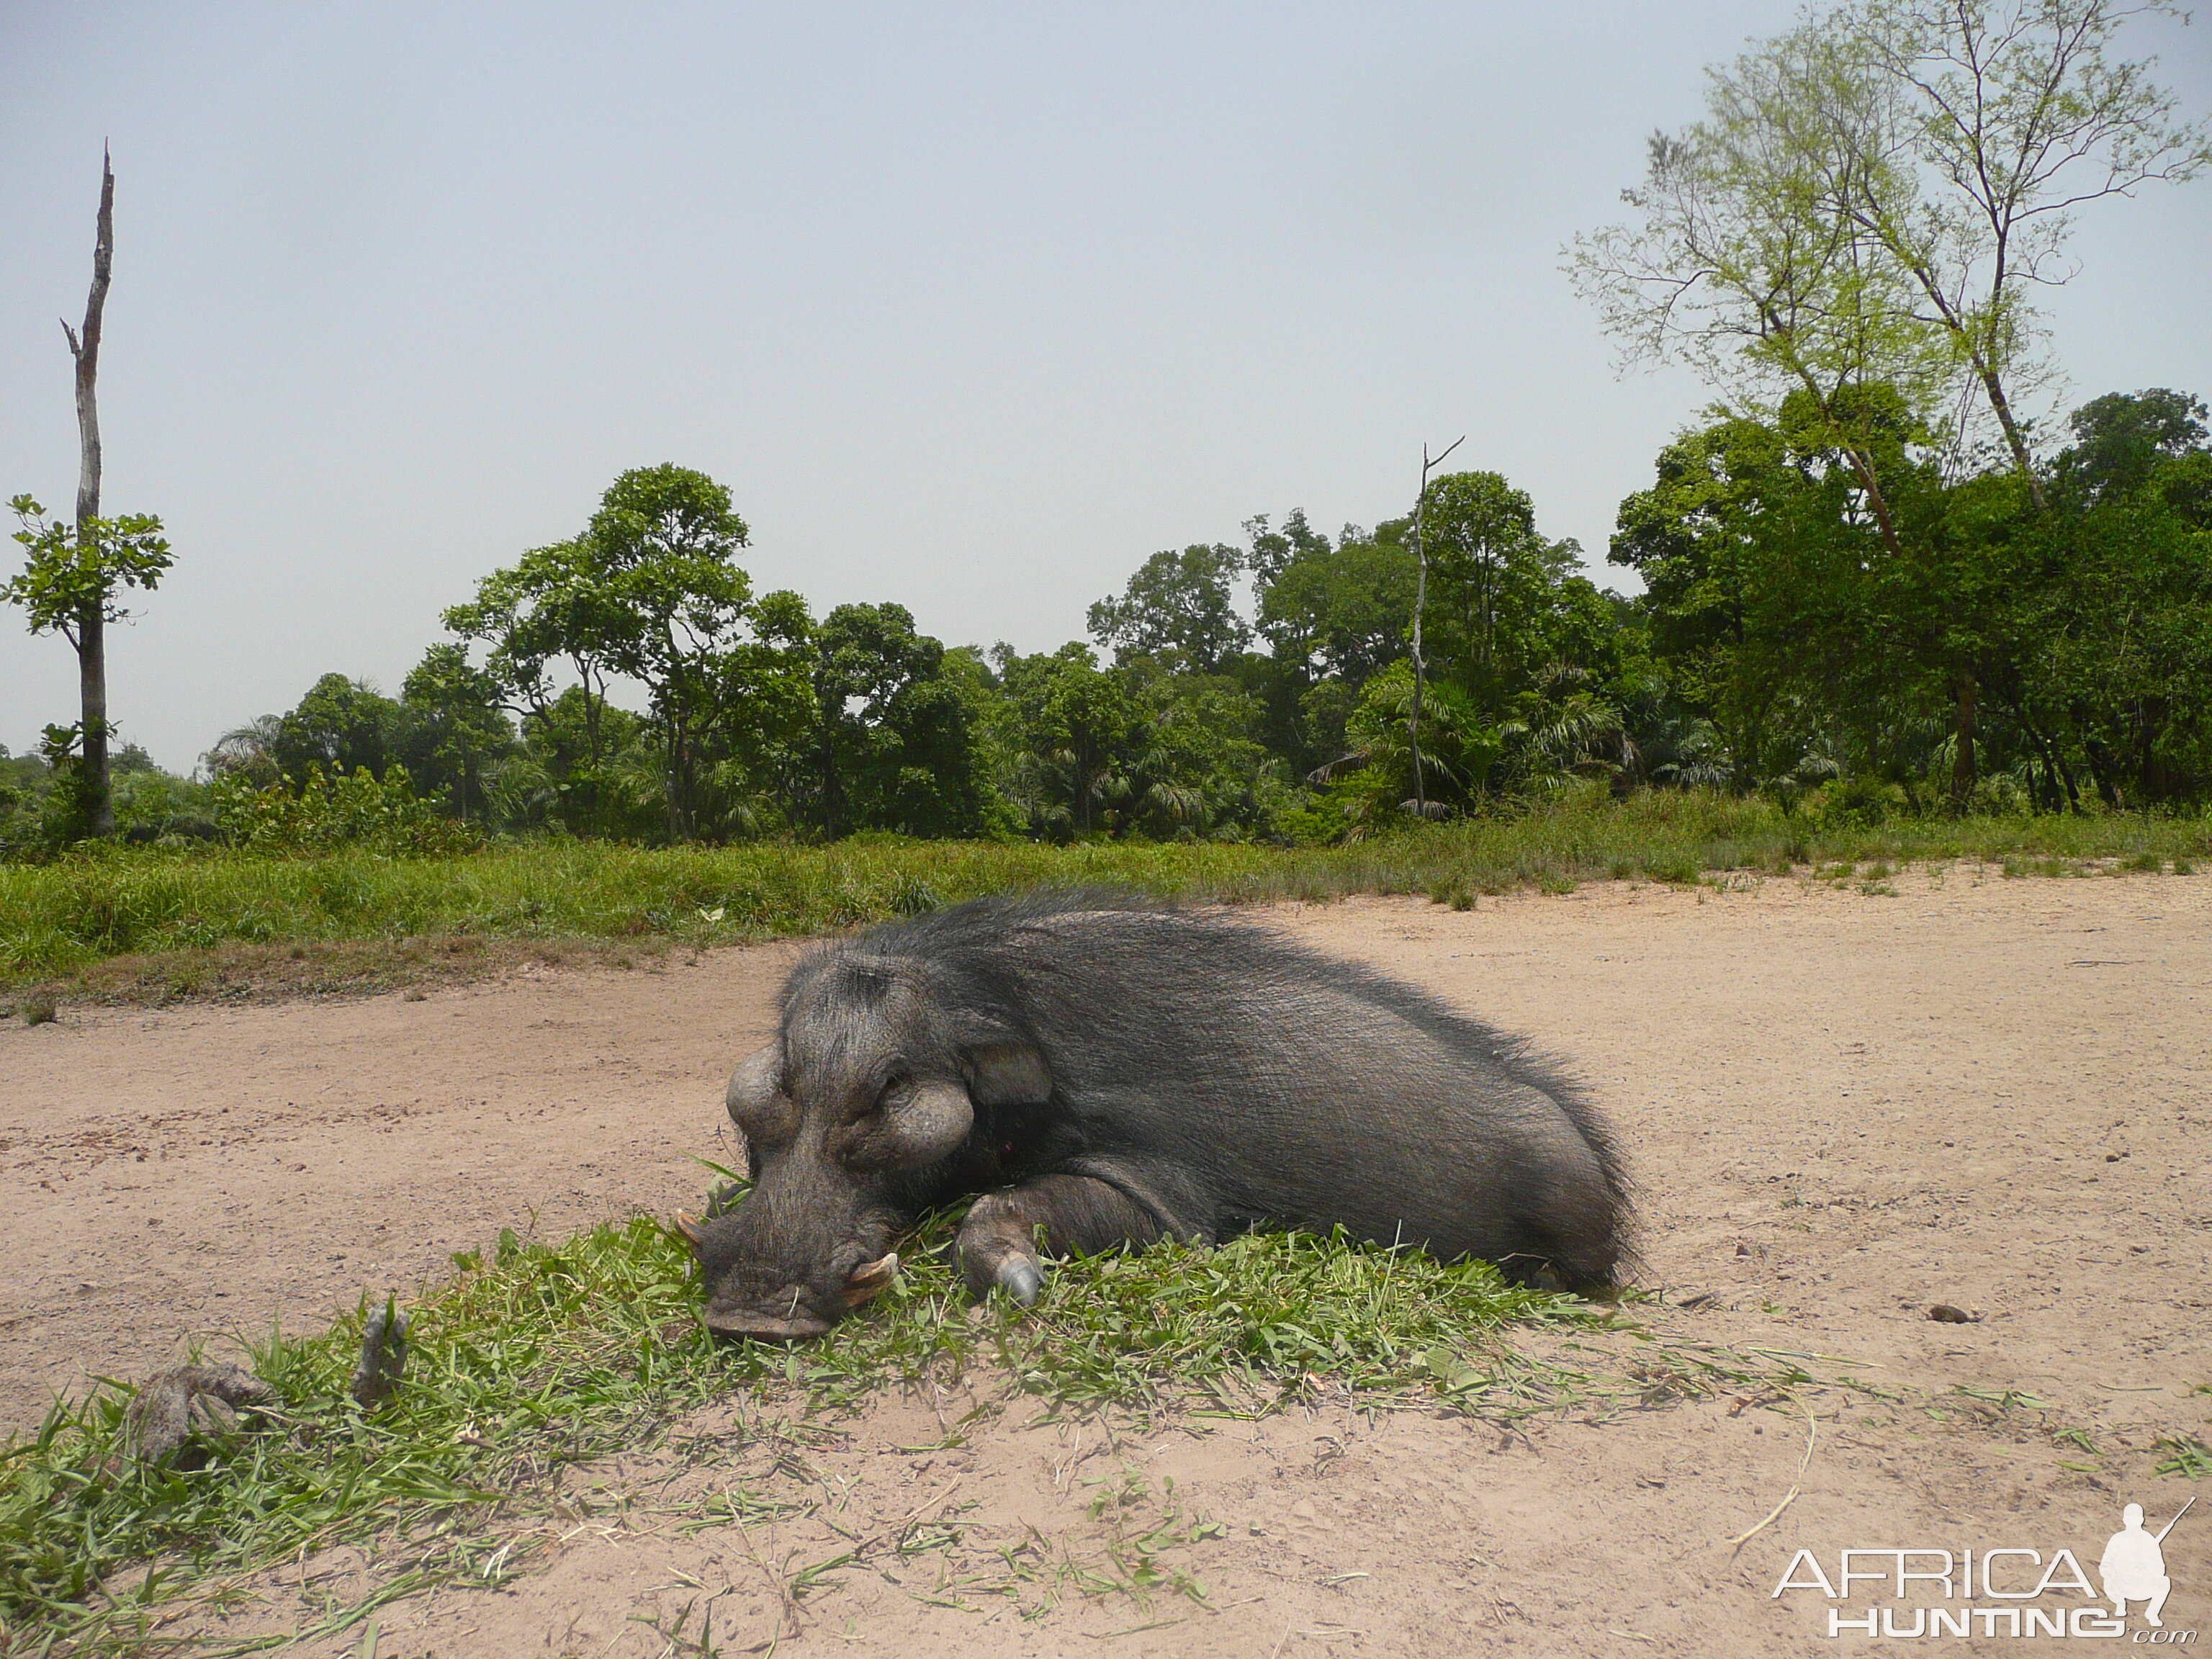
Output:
[{"xmin": 4, "ymin": 786, "xmax": 2207, "ymax": 979}]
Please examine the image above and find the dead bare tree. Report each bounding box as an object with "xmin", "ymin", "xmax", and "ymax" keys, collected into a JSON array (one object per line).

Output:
[
  {"xmin": 1407, "ymin": 434, "xmax": 1463, "ymax": 818},
  {"xmin": 6, "ymin": 148, "xmax": 171, "ymax": 840},
  {"xmin": 65, "ymin": 150, "xmax": 119, "ymax": 835}
]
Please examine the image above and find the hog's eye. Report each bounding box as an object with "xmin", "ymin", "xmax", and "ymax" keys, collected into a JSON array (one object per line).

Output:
[{"xmin": 876, "ymin": 1075, "xmax": 913, "ymax": 1113}]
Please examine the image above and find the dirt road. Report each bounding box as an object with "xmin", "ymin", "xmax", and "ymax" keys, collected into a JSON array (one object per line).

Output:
[{"xmin": 4, "ymin": 870, "xmax": 2207, "ymax": 1655}]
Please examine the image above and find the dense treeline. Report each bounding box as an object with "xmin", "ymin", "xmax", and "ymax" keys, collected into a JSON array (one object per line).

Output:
[
  {"xmin": 4, "ymin": 382, "xmax": 2207, "ymax": 858},
  {"xmin": 8, "ymin": 0, "xmax": 2207, "ymax": 858},
  {"xmin": 1613, "ymin": 388, "xmax": 2212, "ymax": 814}
]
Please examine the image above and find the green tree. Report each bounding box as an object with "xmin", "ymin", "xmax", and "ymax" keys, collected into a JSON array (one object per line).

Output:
[
  {"xmin": 1578, "ymin": 0, "xmax": 2208, "ymax": 513},
  {"xmin": 1242, "ymin": 513, "xmax": 1421, "ymax": 770},
  {"xmin": 1415, "ymin": 472, "xmax": 1627, "ymax": 734},
  {"xmin": 1566, "ymin": 0, "xmax": 2212, "ymax": 802},
  {"xmin": 587, "ymin": 465, "xmax": 755, "ymax": 840},
  {"xmin": 444, "ymin": 537, "xmax": 632, "ymax": 773},
  {"xmin": 705, "ymin": 588, "xmax": 816, "ymax": 835},
  {"xmin": 1087, "ymin": 543, "xmax": 1250, "ymax": 672},
  {"xmin": 1119, "ymin": 657, "xmax": 1293, "ymax": 839},
  {"xmin": 1417, "ymin": 472, "xmax": 1549, "ymax": 712},
  {"xmin": 804, "ymin": 602, "xmax": 986, "ymax": 838},
  {"xmin": 1841, "ymin": 0, "xmax": 2211, "ymax": 503},
  {"xmin": 1612, "ymin": 414, "xmax": 1837, "ymax": 788},
  {"xmin": 1243, "ymin": 508, "xmax": 1333, "ymax": 588},
  {"xmin": 274, "ymin": 675, "xmax": 400, "ymax": 781},
  {"xmin": 1611, "ymin": 395, "xmax": 1977, "ymax": 799},
  {"xmin": 1319, "ymin": 662, "xmax": 1501, "ymax": 830},
  {"xmin": 500, "ymin": 689, "xmax": 663, "ymax": 839},
  {"xmin": 2054, "ymin": 389, "xmax": 2209, "ymax": 505},
  {"xmin": 447, "ymin": 465, "xmax": 761, "ymax": 842},
  {"xmin": 990, "ymin": 644, "xmax": 1145, "ymax": 837},
  {"xmin": 1572, "ymin": 45, "xmax": 1945, "ymax": 554},
  {"xmin": 5, "ymin": 498, "xmax": 173, "ymax": 837},
  {"xmin": 986, "ymin": 640, "xmax": 1295, "ymax": 841},
  {"xmin": 397, "ymin": 644, "xmax": 516, "ymax": 821},
  {"xmin": 202, "ymin": 716, "xmax": 284, "ymax": 788},
  {"xmin": 1252, "ymin": 517, "xmax": 1417, "ymax": 688},
  {"xmin": 2000, "ymin": 392, "xmax": 2212, "ymax": 806}
]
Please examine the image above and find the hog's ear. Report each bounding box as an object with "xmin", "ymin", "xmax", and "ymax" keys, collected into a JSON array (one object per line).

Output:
[
  {"xmin": 963, "ymin": 1042, "xmax": 1051, "ymax": 1107},
  {"xmin": 880, "ymin": 1080, "xmax": 974, "ymax": 1165},
  {"xmin": 727, "ymin": 1042, "xmax": 793, "ymax": 1139}
]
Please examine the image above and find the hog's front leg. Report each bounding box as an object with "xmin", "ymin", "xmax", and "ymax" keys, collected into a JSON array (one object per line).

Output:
[{"xmin": 955, "ymin": 1166, "xmax": 1208, "ymax": 1305}]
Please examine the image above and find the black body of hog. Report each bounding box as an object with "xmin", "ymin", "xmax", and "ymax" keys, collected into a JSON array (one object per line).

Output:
[{"xmin": 683, "ymin": 890, "xmax": 1629, "ymax": 1339}]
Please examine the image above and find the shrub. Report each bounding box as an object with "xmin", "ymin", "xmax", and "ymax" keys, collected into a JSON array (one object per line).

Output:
[
  {"xmin": 212, "ymin": 765, "xmax": 483, "ymax": 857},
  {"xmin": 1810, "ymin": 775, "xmax": 1907, "ymax": 830}
]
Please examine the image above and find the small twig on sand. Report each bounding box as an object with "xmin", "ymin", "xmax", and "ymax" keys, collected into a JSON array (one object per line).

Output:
[{"xmin": 1724, "ymin": 1395, "xmax": 1818, "ymax": 1555}]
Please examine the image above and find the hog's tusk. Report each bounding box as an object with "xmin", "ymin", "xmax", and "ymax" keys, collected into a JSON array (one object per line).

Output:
[
  {"xmin": 673, "ymin": 1211, "xmax": 704, "ymax": 1251},
  {"xmin": 849, "ymin": 1251, "xmax": 899, "ymax": 1285},
  {"xmin": 842, "ymin": 1251, "xmax": 901, "ymax": 1307}
]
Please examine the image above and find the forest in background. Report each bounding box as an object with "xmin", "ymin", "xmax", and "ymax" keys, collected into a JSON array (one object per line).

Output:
[
  {"xmin": 6, "ymin": 0, "xmax": 2210, "ymax": 860},
  {"xmin": 6, "ymin": 377, "xmax": 2207, "ymax": 860}
]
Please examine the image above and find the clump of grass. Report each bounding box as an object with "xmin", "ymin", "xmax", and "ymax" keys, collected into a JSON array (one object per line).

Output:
[
  {"xmin": 2154, "ymin": 1434, "xmax": 2210, "ymax": 1480},
  {"xmin": 0, "ymin": 1219, "xmax": 707, "ymax": 1650},
  {"xmin": 0, "ymin": 1210, "xmax": 1572, "ymax": 1651},
  {"xmin": 1642, "ymin": 853, "xmax": 1703, "ymax": 885},
  {"xmin": 15, "ymin": 993, "xmax": 55, "ymax": 1025},
  {"xmin": 998, "ymin": 1228, "xmax": 1569, "ymax": 1410}
]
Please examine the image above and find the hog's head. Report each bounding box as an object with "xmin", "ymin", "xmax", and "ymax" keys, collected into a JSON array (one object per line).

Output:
[{"xmin": 680, "ymin": 955, "xmax": 1048, "ymax": 1340}]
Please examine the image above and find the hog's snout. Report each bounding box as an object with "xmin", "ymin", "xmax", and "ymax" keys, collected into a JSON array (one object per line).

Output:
[
  {"xmin": 681, "ymin": 1210, "xmax": 902, "ymax": 1342},
  {"xmin": 700, "ymin": 1292, "xmax": 836, "ymax": 1341}
]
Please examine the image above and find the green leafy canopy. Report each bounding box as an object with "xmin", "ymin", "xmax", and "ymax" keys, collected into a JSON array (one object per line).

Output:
[{"xmin": 4, "ymin": 495, "xmax": 173, "ymax": 644}]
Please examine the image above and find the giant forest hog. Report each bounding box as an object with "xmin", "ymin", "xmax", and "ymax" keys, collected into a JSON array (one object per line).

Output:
[{"xmin": 680, "ymin": 891, "xmax": 1628, "ymax": 1339}]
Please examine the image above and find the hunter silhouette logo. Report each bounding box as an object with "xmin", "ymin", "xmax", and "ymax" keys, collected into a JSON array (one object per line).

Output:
[
  {"xmin": 1772, "ymin": 1496, "xmax": 2198, "ymax": 1640},
  {"xmin": 2103, "ymin": 1498, "xmax": 2191, "ymax": 1629}
]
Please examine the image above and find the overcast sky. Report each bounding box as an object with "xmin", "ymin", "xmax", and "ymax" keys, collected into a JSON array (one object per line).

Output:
[{"xmin": 3, "ymin": 3, "xmax": 2206, "ymax": 772}]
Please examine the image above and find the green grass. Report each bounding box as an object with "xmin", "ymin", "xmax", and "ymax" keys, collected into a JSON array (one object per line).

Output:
[
  {"xmin": 0, "ymin": 1210, "xmax": 1577, "ymax": 1655},
  {"xmin": 6, "ymin": 788, "xmax": 2209, "ymax": 985},
  {"xmin": 2155, "ymin": 1434, "xmax": 2210, "ymax": 1480}
]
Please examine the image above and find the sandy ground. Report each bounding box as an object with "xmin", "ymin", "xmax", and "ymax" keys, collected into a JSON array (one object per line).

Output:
[{"xmin": 4, "ymin": 869, "xmax": 2209, "ymax": 1655}]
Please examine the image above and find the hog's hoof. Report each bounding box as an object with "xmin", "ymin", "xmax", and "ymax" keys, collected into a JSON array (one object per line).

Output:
[{"xmin": 999, "ymin": 1257, "xmax": 1044, "ymax": 1307}]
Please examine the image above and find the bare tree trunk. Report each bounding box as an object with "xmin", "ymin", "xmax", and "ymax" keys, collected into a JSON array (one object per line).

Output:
[
  {"xmin": 63, "ymin": 150, "xmax": 116, "ymax": 836},
  {"xmin": 2035, "ymin": 729, "xmax": 2080, "ymax": 814},
  {"xmin": 1409, "ymin": 513, "xmax": 1428, "ymax": 817},
  {"xmin": 1406, "ymin": 436, "xmax": 1462, "ymax": 818},
  {"xmin": 1949, "ymin": 664, "xmax": 1977, "ymax": 813},
  {"xmin": 2051, "ymin": 740, "xmax": 2082, "ymax": 814},
  {"xmin": 1896, "ymin": 251, "xmax": 2049, "ymax": 512},
  {"xmin": 1973, "ymin": 359, "xmax": 2048, "ymax": 513},
  {"xmin": 1772, "ymin": 343, "xmax": 1906, "ymax": 560},
  {"xmin": 663, "ymin": 714, "xmax": 689, "ymax": 841}
]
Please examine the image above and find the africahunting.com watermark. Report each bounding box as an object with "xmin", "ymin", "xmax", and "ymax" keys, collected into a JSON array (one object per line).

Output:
[{"xmin": 1773, "ymin": 1499, "xmax": 2196, "ymax": 1641}]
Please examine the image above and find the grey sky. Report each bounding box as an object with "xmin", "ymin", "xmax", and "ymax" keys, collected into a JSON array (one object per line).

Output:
[{"xmin": 4, "ymin": 2, "xmax": 2206, "ymax": 773}]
